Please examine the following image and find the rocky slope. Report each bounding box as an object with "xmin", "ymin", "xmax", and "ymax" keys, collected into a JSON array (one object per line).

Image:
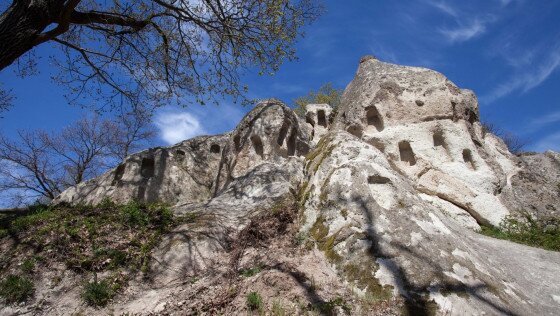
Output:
[{"xmin": 3, "ymin": 56, "xmax": 560, "ymax": 315}]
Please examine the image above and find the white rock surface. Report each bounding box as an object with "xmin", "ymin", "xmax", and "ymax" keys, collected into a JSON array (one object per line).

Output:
[{"xmin": 42, "ymin": 57, "xmax": 560, "ymax": 315}]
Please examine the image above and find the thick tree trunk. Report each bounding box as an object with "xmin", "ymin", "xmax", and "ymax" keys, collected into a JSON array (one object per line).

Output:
[{"xmin": 0, "ymin": 0, "xmax": 64, "ymax": 70}]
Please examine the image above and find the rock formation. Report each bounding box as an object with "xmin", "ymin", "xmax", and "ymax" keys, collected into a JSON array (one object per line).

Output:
[{"xmin": 11, "ymin": 57, "xmax": 560, "ymax": 315}]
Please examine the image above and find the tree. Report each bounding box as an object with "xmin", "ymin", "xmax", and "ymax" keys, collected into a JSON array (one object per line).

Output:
[
  {"xmin": 109, "ymin": 108, "xmax": 156, "ymax": 161},
  {"xmin": 0, "ymin": 113, "xmax": 155, "ymax": 205},
  {"xmin": 293, "ymin": 82, "xmax": 343, "ymax": 116},
  {"xmin": 0, "ymin": 0, "xmax": 322, "ymax": 112},
  {"xmin": 481, "ymin": 121, "xmax": 527, "ymax": 155},
  {"xmin": 0, "ymin": 130, "xmax": 64, "ymax": 203},
  {"xmin": 0, "ymin": 84, "xmax": 12, "ymax": 117}
]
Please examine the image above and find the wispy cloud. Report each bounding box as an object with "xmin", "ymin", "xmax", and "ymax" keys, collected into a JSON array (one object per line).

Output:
[
  {"xmin": 482, "ymin": 50, "xmax": 560, "ymax": 103},
  {"xmin": 440, "ymin": 19, "xmax": 488, "ymax": 43},
  {"xmin": 426, "ymin": 0, "xmax": 457, "ymax": 17},
  {"xmin": 523, "ymin": 110, "xmax": 560, "ymax": 134},
  {"xmin": 155, "ymin": 111, "xmax": 206, "ymax": 145},
  {"xmin": 533, "ymin": 130, "xmax": 560, "ymax": 152}
]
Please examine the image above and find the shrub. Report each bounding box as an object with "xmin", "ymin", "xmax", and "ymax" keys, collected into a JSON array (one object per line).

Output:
[
  {"xmin": 82, "ymin": 279, "xmax": 114, "ymax": 307},
  {"xmin": 120, "ymin": 201, "xmax": 149, "ymax": 227},
  {"xmin": 0, "ymin": 275, "xmax": 34, "ymax": 304},
  {"xmin": 293, "ymin": 83, "xmax": 343, "ymax": 117},
  {"xmin": 481, "ymin": 215, "xmax": 560, "ymax": 251},
  {"xmin": 481, "ymin": 122, "xmax": 527, "ymax": 154},
  {"xmin": 246, "ymin": 291, "xmax": 263, "ymax": 311}
]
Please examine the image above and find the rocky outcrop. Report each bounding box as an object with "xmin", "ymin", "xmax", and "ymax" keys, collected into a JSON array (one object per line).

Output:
[
  {"xmin": 40, "ymin": 57, "xmax": 560, "ymax": 315},
  {"xmin": 501, "ymin": 151, "xmax": 560, "ymax": 220},
  {"xmin": 301, "ymin": 131, "xmax": 560, "ymax": 315}
]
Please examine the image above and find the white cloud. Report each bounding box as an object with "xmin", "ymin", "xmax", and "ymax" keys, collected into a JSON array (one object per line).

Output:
[
  {"xmin": 426, "ymin": 0, "xmax": 457, "ymax": 17},
  {"xmin": 533, "ymin": 131, "xmax": 560, "ymax": 152},
  {"xmin": 440, "ymin": 19, "xmax": 487, "ymax": 43},
  {"xmin": 482, "ymin": 51, "xmax": 560, "ymax": 103},
  {"xmin": 155, "ymin": 111, "xmax": 206, "ymax": 145}
]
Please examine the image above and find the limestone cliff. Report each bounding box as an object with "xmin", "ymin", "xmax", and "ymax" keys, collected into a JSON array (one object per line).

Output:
[{"xmin": 15, "ymin": 57, "xmax": 560, "ymax": 315}]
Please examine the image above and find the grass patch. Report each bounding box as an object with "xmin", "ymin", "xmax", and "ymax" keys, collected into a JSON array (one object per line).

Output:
[
  {"xmin": 272, "ymin": 300, "xmax": 288, "ymax": 316},
  {"xmin": 0, "ymin": 275, "xmax": 34, "ymax": 304},
  {"xmin": 239, "ymin": 265, "xmax": 262, "ymax": 277},
  {"xmin": 20, "ymin": 258, "xmax": 35, "ymax": 274},
  {"xmin": 246, "ymin": 291, "xmax": 264, "ymax": 311},
  {"xmin": 0, "ymin": 201, "xmax": 182, "ymax": 274},
  {"xmin": 481, "ymin": 215, "xmax": 560, "ymax": 251},
  {"xmin": 315, "ymin": 297, "xmax": 351, "ymax": 315},
  {"xmin": 0, "ymin": 200, "xmax": 195, "ymax": 306},
  {"xmin": 82, "ymin": 279, "xmax": 114, "ymax": 307}
]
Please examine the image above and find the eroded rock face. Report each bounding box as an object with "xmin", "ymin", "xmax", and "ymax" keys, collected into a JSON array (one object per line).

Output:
[
  {"xmin": 54, "ymin": 100, "xmax": 312, "ymax": 206},
  {"xmin": 501, "ymin": 151, "xmax": 560, "ymax": 220},
  {"xmin": 304, "ymin": 103, "xmax": 333, "ymax": 145},
  {"xmin": 44, "ymin": 58, "xmax": 560, "ymax": 316},
  {"xmin": 300, "ymin": 132, "xmax": 560, "ymax": 315},
  {"xmin": 213, "ymin": 99, "xmax": 311, "ymax": 195},
  {"xmin": 53, "ymin": 134, "xmax": 229, "ymax": 206},
  {"xmin": 332, "ymin": 57, "xmax": 515, "ymax": 227}
]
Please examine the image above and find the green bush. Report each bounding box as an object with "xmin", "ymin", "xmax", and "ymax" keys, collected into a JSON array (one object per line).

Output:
[
  {"xmin": 120, "ymin": 201, "xmax": 149, "ymax": 227},
  {"xmin": 0, "ymin": 275, "xmax": 34, "ymax": 304},
  {"xmin": 481, "ymin": 215, "xmax": 560, "ymax": 251},
  {"xmin": 246, "ymin": 291, "xmax": 263, "ymax": 311},
  {"xmin": 82, "ymin": 279, "xmax": 114, "ymax": 307}
]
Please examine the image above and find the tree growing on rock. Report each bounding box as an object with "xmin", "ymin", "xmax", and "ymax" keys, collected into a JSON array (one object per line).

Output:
[
  {"xmin": 0, "ymin": 0, "xmax": 322, "ymax": 112},
  {"xmin": 0, "ymin": 113, "xmax": 154, "ymax": 205},
  {"xmin": 293, "ymin": 82, "xmax": 343, "ymax": 116},
  {"xmin": 481, "ymin": 121, "xmax": 527, "ymax": 154}
]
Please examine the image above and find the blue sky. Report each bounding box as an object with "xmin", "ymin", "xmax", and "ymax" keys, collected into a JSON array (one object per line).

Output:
[{"xmin": 1, "ymin": 0, "xmax": 560, "ymax": 152}]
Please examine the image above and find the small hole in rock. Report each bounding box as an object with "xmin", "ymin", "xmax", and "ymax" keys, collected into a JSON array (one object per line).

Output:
[
  {"xmin": 210, "ymin": 144, "xmax": 220, "ymax": 153},
  {"xmin": 277, "ymin": 121, "xmax": 290, "ymax": 146},
  {"xmin": 233, "ymin": 135, "xmax": 241, "ymax": 152},
  {"xmin": 346, "ymin": 125, "xmax": 363, "ymax": 138},
  {"xmin": 462, "ymin": 149, "xmax": 476, "ymax": 170},
  {"xmin": 251, "ymin": 135, "xmax": 264, "ymax": 159},
  {"xmin": 415, "ymin": 100, "xmax": 424, "ymax": 106},
  {"xmin": 433, "ymin": 131, "xmax": 445, "ymax": 147},
  {"xmin": 398, "ymin": 141, "xmax": 416, "ymax": 166},
  {"xmin": 317, "ymin": 110, "xmax": 327, "ymax": 127},
  {"xmin": 112, "ymin": 164, "xmax": 126, "ymax": 185},
  {"xmin": 140, "ymin": 157, "xmax": 155, "ymax": 178},
  {"xmin": 368, "ymin": 175, "xmax": 391, "ymax": 184},
  {"xmin": 176, "ymin": 149, "xmax": 185, "ymax": 156},
  {"xmin": 287, "ymin": 129, "xmax": 297, "ymax": 156},
  {"xmin": 366, "ymin": 106, "xmax": 384, "ymax": 131}
]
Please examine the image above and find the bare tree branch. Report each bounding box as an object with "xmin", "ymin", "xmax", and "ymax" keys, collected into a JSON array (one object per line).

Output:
[
  {"xmin": 0, "ymin": 0, "xmax": 322, "ymax": 113},
  {"xmin": 0, "ymin": 113, "xmax": 155, "ymax": 205}
]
